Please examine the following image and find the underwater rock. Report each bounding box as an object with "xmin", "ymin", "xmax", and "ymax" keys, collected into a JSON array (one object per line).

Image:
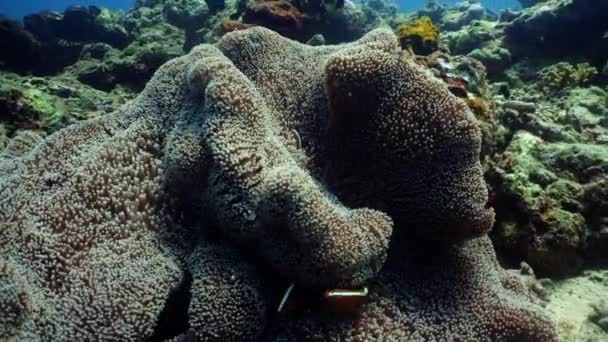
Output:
[
  {"xmin": 367, "ymin": 0, "xmax": 396, "ymax": 16},
  {"xmin": 75, "ymin": 5, "xmax": 186, "ymax": 92},
  {"xmin": 0, "ymin": 18, "xmax": 43, "ymax": 73},
  {"xmin": 24, "ymin": 6, "xmax": 129, "ymax": 49},
  {"xmin": 237, "ymin": 0, "xmax": 382, "ymax": 44},
  {"xmin": 306, "ymin": 33, "xmax": 325, "ymax": 45},
  {"xmin": 163, "ymin": 0, "xmax": 210, "ymax": 31},
  {"xmin": 0, "ymin": 6, "xmax": 129, "ymax": 74},
  {"xmin": 163, "ymin": 0, "xmax": 210, "ymax": 50},
  {"xmin": 316, "ymin": 3, "xmax": 383, "ymax": 43},
  {"xmin": 488, "ymin": 89, "xmax": 608, "ymax": 276},
  {"xmin": 79, "ymin": 42, "xmax": 114, "ymax": 60},
  {"xmin": 505, "ymin": 0, "xmax": 608, "ymax": 64},
  {"xmin": 425, "ymin": 52, "xmax": 489, "ymax": 100},
  {"xmin": 442, "ymin": 1, "xmax": 489, "ymax": 31},
  {"xmin": 416, "ymin": 0, "xmax": 447, "ymax": 24},
  {"xmin": 0, "ymin": 16, "xmax": 81, "ymax": 75},
  {"xmin": 217, "ymin": 20, "xmax": 256, "ymax": 36},
  {"xmin": 0, "ymin": 27, "xmax": 558, "ymax": 341},
  {"xmin": 499, "ymin": 7, "xmax": 520, "ymax": 22},
  {"xmin": 442, "ymin": 20, "xmax": 497, "ymax": 55},
  {"xmin": 582, "ymin": 178, "xmax": 608, "ymax": 264},
  {"xmin": 404, "ymin": 0, "xmax": 495, "ymax": 34},
  {"xmin": 486, "ymin": 132, "xmax": 587, "ymax": 278},
  {"xmin": 590, "ymin": 300, "xmax": 608, "ymax": 332},
  {"xmin": 293, "ymin": 0, "xmax": 346, "ymax": 15},
  {"xmin": 468, "ymin": 44, "xmax": 512, "ymax": 78},
  {"xmin": 206, "ymin": 0, "xmax": 227, "ymax": 13}
]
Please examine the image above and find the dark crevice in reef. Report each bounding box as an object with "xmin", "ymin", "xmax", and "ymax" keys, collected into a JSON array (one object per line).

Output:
[{"xmin": 148, "ymin": 270, "xmax": 193, "ymax": 342}]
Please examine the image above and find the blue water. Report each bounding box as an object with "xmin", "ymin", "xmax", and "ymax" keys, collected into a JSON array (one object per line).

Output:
[
  {"xmin": 0, "ymin": 0, "xmax": 520, "ymax": 20},
  {"xmin": 0, "ymin": 0, "xmax": 134, "ymax": 20},
  {"xmin": 397, "ymin": 0, "xmax": 521, "ymax": 13}
]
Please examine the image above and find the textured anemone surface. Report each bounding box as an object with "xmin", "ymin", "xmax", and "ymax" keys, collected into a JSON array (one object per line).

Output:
[
  {"xmin": 269, "ymin": 236, "xmax": 558, "ymax": 341},
  {"xmin": 0, "ymin": 27, "xmax": 556, "ymax": 341}
]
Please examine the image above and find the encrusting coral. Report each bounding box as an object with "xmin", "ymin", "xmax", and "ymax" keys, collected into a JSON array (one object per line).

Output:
[{"xmin": 0, "ymin": 26, "xmax": 557, "ymax": 341}]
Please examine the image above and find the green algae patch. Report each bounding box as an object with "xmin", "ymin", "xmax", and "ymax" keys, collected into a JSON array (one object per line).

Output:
[{"xmin": 0, "ymin": 71, "xmax": 134, "ymax": 137}]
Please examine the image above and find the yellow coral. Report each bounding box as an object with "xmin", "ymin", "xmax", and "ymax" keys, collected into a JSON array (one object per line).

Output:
[
  {"xmin": 395, "ymin": 17, "xmax": 439, "ymax": 55},
  {"xmin": 464, "ymin": 96, "xmax": 488, "ymax": 117}
]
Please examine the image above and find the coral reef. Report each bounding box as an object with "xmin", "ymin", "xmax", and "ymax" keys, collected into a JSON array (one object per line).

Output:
[
  {"xmin": 487, "ymin": 80, "xmax": 608, "ymax": 279},
  {"xmin": 4, "ymin": 0, "xmax": 608, "ymax": 340},
  {"xmin": 390, "ymin": 9, "xmax": 608, "ymax": 338},
  {"xmin": 486, "ymin": 132, "xmax": 587, "ymax": 277},
  {"xmin": 0, "ymin": 0, "xmax": 402, "ymax": 152},
  {"xmin": 0, "ymin": 26, "xmax": 558, "ymax": 341},
  {"xmin": 488, "ymin": 81, "xmax": 608, "ymax": 278},
  {"xmin": 539, "ymin": 62, "xmax": 598, "ymax": 93}
]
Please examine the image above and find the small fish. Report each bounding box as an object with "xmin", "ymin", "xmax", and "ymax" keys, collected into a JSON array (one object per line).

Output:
[
  {"xmin": 276, "ymin": 281, "xmax": 296, "ymax": 313},
  {"xmin": 277, "ymin": 281, "xmax": 368, "ymax": 315},
  {"xmin": 322, "ymin": 287, "xmax": 368, "ymax": 314}
]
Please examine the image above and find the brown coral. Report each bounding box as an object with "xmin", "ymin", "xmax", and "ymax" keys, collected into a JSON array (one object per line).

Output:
[{"xmin": 242, "ymin": 0, "xmax": 304, "ymax": 38}]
